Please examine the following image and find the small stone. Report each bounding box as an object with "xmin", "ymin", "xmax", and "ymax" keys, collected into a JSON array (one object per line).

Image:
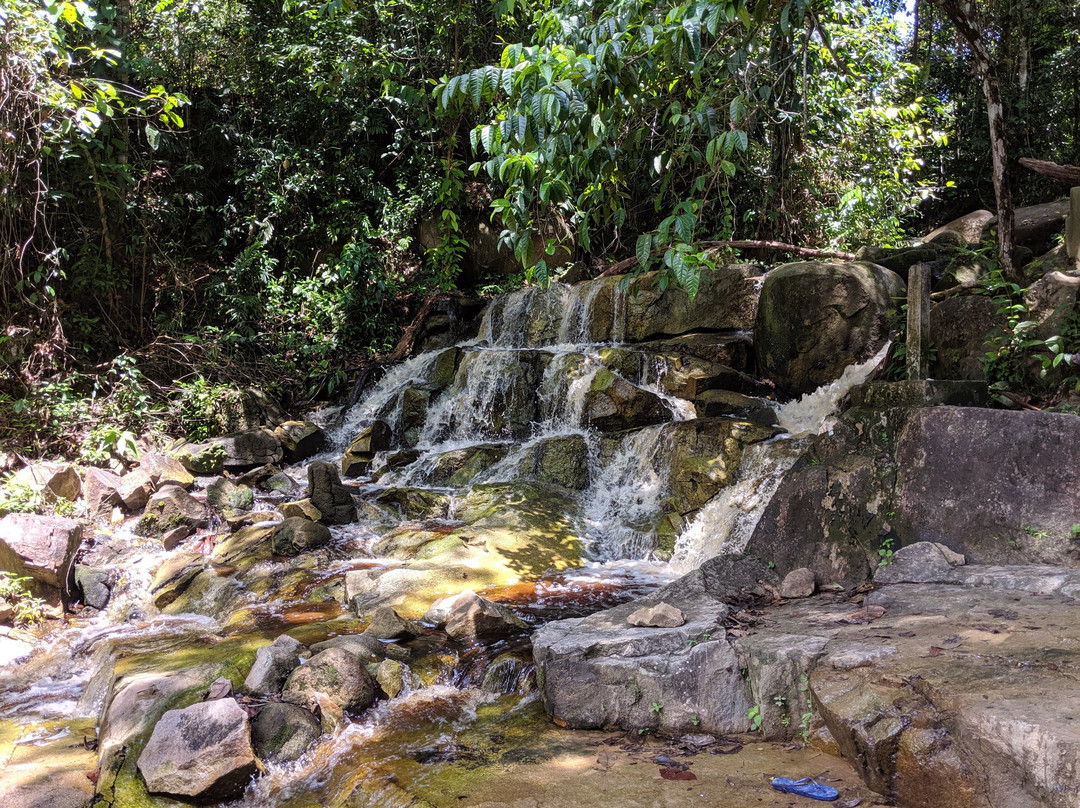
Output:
[
  {"xmin": 135, "ymin": 485, "xmax": 208, "ymax": 539},
  {"xmin": 161, "ymin": 525, "xmax": 193, "ymax": 551},
  {"xmin": 279, "ymin": 498, "xmax": 322, "ymax": 521},
  {"xmin": 244, "ymin": 634, "xmax": 303, "ymax": 696},
  {"xmin": 117, "ymin": 467, "xmax": 155, "ymax": 510},
  {"xmin": 932, "ymin": 543, "xmax": 966, "ymax": 567},
  {"xmin": 252, "ymin": 702, "xmax": 321, "ymax": 762},
  {"xmin": 205, "ymin": 677, "xmax": 233, "ymax": 700},
  {"xmin": 780, "ymin": 568, "xmax": 816, "ymax": 599},
  {"xmin": 262, "ymin": 472, "xmax": 298, "ymax": 496},
  {"xmin": 136, "ymin": 698, "xmax": 259, "ymax": 802},
  {"xmin": 875, "ymin": 541, "xmax": 962, "ymax": 585},
  {"xmin": 626, "ymin": 602, "xmax": 686, "ymax": 628},
  {"xmin": 375, "ymin": 659, "xmax": 407, "ymax": 699},
  {"xmin": 271, "ymin": 517, "xmax": 331, "ymax": 556}
]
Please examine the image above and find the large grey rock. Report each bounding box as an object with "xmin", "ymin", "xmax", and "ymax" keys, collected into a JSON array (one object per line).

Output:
[
  {"xmin": 443, "ymin": 590, "xmax": 527, "ymax": 639},
  {"xmin": 136, "ymin": 698, "xmax": 259, "ymax": 801},
  {"xmin": 307, "ymin": 461, "xmax": 357, "ymax": 525},
  {"xmin": 532, "ymin": 595, "xmax": 751, "ymax": 734},
  {"xmin": 754, "ymin": 261, "xmax": 904, "ymax": 397},
  {"xmin": 0, "ymin": 513, "xmax": 82, "ymax": 602},
  {"xmin": 271, "ymin": 517, "xmax": 331, "ymax": 556},
  {"xmin": 282, "ymin": 647, "xmax": 375, "ymax": 713},
  {"xmin": 734, "ymin": 632, "xmax": 830, "ymax": 740},
  {"xmin": 244, "ymin": 635, "xmax": 303, "ymax": 696},
  {"xmin": 251, "ymin": 702, "xmax": 320, "ymax": 762},
  {"xmin": 135, "ymin": 485, "xmax": 208, "ymax": 539}
]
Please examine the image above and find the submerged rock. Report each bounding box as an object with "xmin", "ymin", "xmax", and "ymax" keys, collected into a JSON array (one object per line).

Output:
[
  {"xmin": 779, "ymin": 567, "xmax": 815, "ymax": 599},
  {"xmin": 251, "ymin": 702, "xmax": 321, "ymax": 763},
  {"xmin": 74, "ymin": 564, "xmax": 113, "ymax": 610},
  {"xmin": 137, "ymin": 698, "xmax": 259, "ymax": 802}
]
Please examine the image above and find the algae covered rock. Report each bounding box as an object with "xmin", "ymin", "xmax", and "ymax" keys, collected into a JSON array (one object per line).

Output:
[
  {"xmin": 136, "ymin": 697, "xmax": 259, "ymax": 801},
  {"xmin": 282, "ymin": 647, "xmax": 376, "ymax": 713},
  {"xmin": 136, "ymin": 485, "xmax": 208, "ymax": 539},
  {"xmin": 206, "ymin": 477, "xmax": 254, "ymax": 512},
  {"xmin": 252, "ymin": 702, "xmax": 321, "ymax": 763},
  {"xmin": 583, "ymin": 368, "xmax": 669, "ymax": 431},
  {"xmin": 271, "ymin": 517, "xmax": 331, "ymax": 556},
  {"xmin": 754, "ymin": 261, "xmax": 904, "ymax": 397}
]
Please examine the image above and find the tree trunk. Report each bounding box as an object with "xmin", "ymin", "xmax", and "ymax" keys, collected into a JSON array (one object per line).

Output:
[{"xmin": 935, "ymin": 0, "xmax": 1018, "ymax": 282}]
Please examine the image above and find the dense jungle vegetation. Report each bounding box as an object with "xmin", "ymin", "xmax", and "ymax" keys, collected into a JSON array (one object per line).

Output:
[{"xmin": 1, "ymin": 0, "xmax": 1078, "ymax": 464}]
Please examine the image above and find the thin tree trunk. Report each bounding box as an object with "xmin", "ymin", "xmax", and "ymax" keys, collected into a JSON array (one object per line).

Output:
[{"xmin": 935, "ymin": 0, "xmax": 1017, "ymax": 282}]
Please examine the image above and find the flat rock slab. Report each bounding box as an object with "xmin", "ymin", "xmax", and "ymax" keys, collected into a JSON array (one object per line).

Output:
[{"xmin": 735, "ymin": 564, "xmax": 1080, "ymax": 808}]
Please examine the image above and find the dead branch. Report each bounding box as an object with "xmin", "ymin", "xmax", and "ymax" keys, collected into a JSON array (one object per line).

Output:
[{"xmin": 1018, "ymin": 158, "xmax": 1080, "ymax": 185}]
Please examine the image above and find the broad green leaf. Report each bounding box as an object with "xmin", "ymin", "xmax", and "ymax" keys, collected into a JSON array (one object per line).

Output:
[{"xmin": 636, "ymin": 233, "xmax": 652, "ymax": 268}]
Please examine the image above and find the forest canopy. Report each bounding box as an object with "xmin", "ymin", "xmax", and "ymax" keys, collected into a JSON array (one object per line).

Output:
[{"xmin": 1, "ymin": 0, "xmax": 1078, "ymax": 454}]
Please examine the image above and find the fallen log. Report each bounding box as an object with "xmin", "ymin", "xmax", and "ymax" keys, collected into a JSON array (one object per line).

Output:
[
  {"xmin": 596, "ymin": 240, "xmax": 857, "ymax": 279},
  {"xmin": 1019, "ymin": 158, "xmax": 1080, "ymax": 185}
]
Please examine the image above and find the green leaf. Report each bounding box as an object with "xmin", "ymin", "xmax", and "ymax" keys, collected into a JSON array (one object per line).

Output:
[
  {"xmin": 145, "ymin": 123, "xmax": 161, "ymax": 150},
  {"xmin": 720, "ymin": 159, "xmax": 736, "ymax": 177},
  {"xmin": 636, "ymin": 233, "xmax": 653, "ymax": 268}
]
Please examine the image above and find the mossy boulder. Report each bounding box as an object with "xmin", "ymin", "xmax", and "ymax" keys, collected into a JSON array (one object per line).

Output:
[
  {"xmin": 583, "ymin": 368, "xmax": 669, "ymax": 431},
  {"xmin": 273, "ymin": 420, "xmax": 325, "ymax": 463},
  {"xmin": 374, "ymin": 488, "xmax": 451, "ymax": 521},
  {"xmin": 206, "ymin": 477, "xmax": 254, "ymax": 512},
  {"xmin": 282, "ymin": 647, "xmax": 376, "ymax": 713},
  {"xmin": 754, "ymin": 261, "xmax": 904, "ymax": 397},
  {"xmin": 251, "ymin": 702, "xmax": 321, "ymax": 763},
  {"xmin": 135, "ymin": 486, "xmax": 208, "ymax": 539},
  {"xmin": 271, "ymin": 517, "xmax": 332, "ymax": 556},
  {"xmin": 425, "ymin": 444, "xmax": 508, "ymax": 486}
]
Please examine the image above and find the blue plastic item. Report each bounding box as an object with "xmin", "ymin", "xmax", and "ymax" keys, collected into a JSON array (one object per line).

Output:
[{"xmin": 770, "ymin": 777, "xmax": 840, "ymax": 801}]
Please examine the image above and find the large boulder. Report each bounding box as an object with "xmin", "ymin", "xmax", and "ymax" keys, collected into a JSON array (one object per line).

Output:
[
  {"xmin": 341, "ymin": 420, "xmax": 392, "ymax": 477},
  {"xmin": 623, "ymin": 264, "xmax": 765, "ymax": 341},
  {"xmin": 924, "ymin": 209, "xmax": 994, "ymax": 245},
  {"xmin": 0, "ymin": 514, "xmax": 82, "ymax": 602},
  {"xmin": 929, "ymin": 295, "xmax": 1004, "ymax": 381},
  {"xmin": 754, "ymin": 261, "xmax": 904, "ymax": 397},
  {"xmin": 282, "ymin": 647, "xmax": 375, "ymax": 713},
  {"xmin": 83, "ymin": 467, "xmax": 124, "ymax": 516},
  {"xmin": 307, "ymin": 461, "xmax": 357, "ymax": 525},
  {"xmin": 136, "ymin": 698, "xmax": 259, "ymax": 802},
  {"xmin": 273, "ymin": 420, "xmax": 325, "ymax": 463},
  {"xmin": 135, "ymin": 485, "xmax": 208, "ymax": 539}
]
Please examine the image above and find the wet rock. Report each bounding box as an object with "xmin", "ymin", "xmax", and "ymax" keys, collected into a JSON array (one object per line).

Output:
[
  {"xmin": 780, "ymin": 568, "xmax": 815, "ymax": 599},
  {"xmin": 161, "ymin": 525, "xmax": 194, "ymax": 550},
  {"xmin": 308, "ymin": 632, "xmax": 392, "ymax": 663},
  {"xmin": 261, "ymin": 471, "xmax": 298, "ymax": 496},
  {"xmin": 83, "ymin": 467, "xmax": 124, "ymax": 516},
  {"xmin": 512, "ymin": 434, "xmax": 590, "ymax": 491},
  {"xmin": 150, "ymin": 552, "xmax": 209, "ymax": 608},
  {"xmin": 171, "ymin": 440, "xmax": 227, "ymax": 474},
  {"xmin": 874, "ymin": 541, "xmax": 964, "ymax": 585},
  {"xmin": 211, "ymin": 525, "xmax": 272, "ymax": 568},
  {"xmin": 279, "ymin": 498, "xmax": 321, "ymax": 521},
  {"xmin": 341, "ymin": 421, "xmax": 392, "ymax": 478},
  {"xmin": 754, "ymin": 261, "xmax": 904, "ymax": 397},
  {"xmin": 627, "ymin": 602, "xmax": 685, "ymax": 627},
  {"xmin": 235, "ymin": 463, "xmax": 280, "ymax": 488},
  {"xmin": 375, "ymin": 659, "xmax": 407, "ymax": 699},
  {"xmin": 252, "ymin": 702, "xmax": 321, "ymax": 763},
  {"xmin": 206, "ymin": 478, "xmax": 254, "ymax": 512},
  {"xmin": 423, "ymin": 590, "xmax": 476, "ymax": 626},
  {"xmin": 480, "ymin": 651, "xmax": 535, "ymax": 695},
  {"xmin": 929, "ymin": 295, "xmax": 1004, "ymax": 381},
  {"xmin": 271, "ymin": 517, "xmax": 331, "ymax": 556},
  {"xmin": 9, "ymin": 461, "xmax": 81, "ymax": 502},
  {"xmin": 307, "ymin": 461, "xmax": 357, "ymax": 525},
  {"xmin": 364, "ymin": 606, "xmax": 417, "ymax": 639},
  {"xmin": 282, "ymin": 647, "xmax": 376, "ymax": 713},
  {"xmin": 0, "ymin": 513, "xmax": 82, "ymax": 602},
  {"xmin": 162, "ymin": 568, "xmax": 240, "ymax": 618},
  {"xmin": 244, "ymin": 634, "xmax": 304, "ymax": 696},
  {"xmin": 444, "ymin": 590, "xmax": 527, "ymax": 639},
  {"xmin": 425, "ymin": 443, "xmax": 508, "ymax": 486},
  {"xmin": 273, "ymin": 420, "xmax": 325, "ymax": 463},
  {"xmin": 583, "ymin": 368, "xmax": 669, "ymax": 431},
  {"xmin": 374, "ymin": 487, "xmax": 450, "ymax": 521},
  {"xmin": 74, "ymin": 564, "xmax": 112, "ymax": 610},
  {"xmin": 693, "ymin": 389, "xmax": 777, "ymax": 424},
  {"xmin": 135, "ymin": 485, "xmax": 208, "ymax": 539},
  {"xmin": 137, "ymin": 697, "xmax": 259, "ymax": 802}
]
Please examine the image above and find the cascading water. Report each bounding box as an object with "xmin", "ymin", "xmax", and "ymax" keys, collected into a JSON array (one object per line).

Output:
[{"xmin": 0, "ymin": 267, "xmax": 890, "ymax": 808}]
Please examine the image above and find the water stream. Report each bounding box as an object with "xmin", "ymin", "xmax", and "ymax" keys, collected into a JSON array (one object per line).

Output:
[{"xmin": 0, "ymin": 274, "xmax": 886, "ymax": 807}]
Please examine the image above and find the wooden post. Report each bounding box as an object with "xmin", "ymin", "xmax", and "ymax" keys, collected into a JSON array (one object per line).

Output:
[
  {"xmin": 1067, "ymin": 186, "xmax": 1080, "ymax": 265},
  {"xmin": 907, "ymin": 262, "xmax": 931, "ymax": 380}
]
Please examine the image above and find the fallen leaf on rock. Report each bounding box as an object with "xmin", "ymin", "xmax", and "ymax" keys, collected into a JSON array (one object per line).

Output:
[
  {"xmin": 839, "ymin": 605, "xmax": 886, "ymax": 623},
  {"xmin": 85, "ymin": 771, "xmax": 99, "ymax": 784},
  {"xmin": 660, "ymin": 768, "xmax": 697, "ymax": 780}
]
